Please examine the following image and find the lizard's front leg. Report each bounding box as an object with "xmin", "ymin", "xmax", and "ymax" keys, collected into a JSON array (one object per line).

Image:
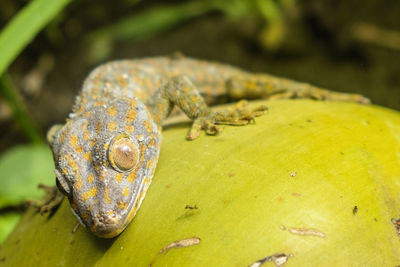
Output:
[{"xmin": 147, "ymin": 76, "xmax": 267, "ymax": 140}]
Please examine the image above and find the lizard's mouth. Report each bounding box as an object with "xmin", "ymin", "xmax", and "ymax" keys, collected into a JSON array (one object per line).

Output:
[{"xmin": 90, "ymin": 211, "xmax": 126, "ymax": 238}]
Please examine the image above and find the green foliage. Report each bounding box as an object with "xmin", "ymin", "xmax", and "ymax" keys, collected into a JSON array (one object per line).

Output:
[
  {"xmin": 86, "ymin": 1, "xmax": 214, "ymax": 62},
  {"xmin": 0, "ymin": 74, "xmax": 43, "ymax": 144},
  {"xmin": 0, "ymin": 0, "xmax": 71, "ymax": 76},
  {"xmin": 0, "ymin": 0, "xmax": 70, "ymax": 142},
  {"xmin": 0, "ymin": 145, "xmax": 55, "ymax": 209},
  {"xmin": 0, "ymin": 144, "xmax": 54, "ymax": 243}
]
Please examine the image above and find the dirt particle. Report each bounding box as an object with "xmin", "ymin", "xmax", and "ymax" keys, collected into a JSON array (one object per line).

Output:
[
  {"xmin": 185, "ymin": 205, "xmax": 198, "ymax": 210},
  {"xmin": 279, "ymin": 225, "xmax": 286, "ymax": 230},
  {"xmin": 227, "ymin": 172, "xmax": 235, "ymax": 177},
  {"xmin": 288, "ymin": 227, "xmax": 326, "ymax": 238},
  {"xmin": 248, "ymin": 253, "xmax": 293, "ymax": 267},
  {"xmin": 291, "ymin": 192, "xmax": 301, "ymax": 197},
  {"xmin": 290, "ymin": 171, "xmax": 296, "ymax": 177},
  {"xmin": 158, "ymin": 237, "xmax": 201, "ymax": 254},
  {"xmin": 149, "ymin": 237, "xmax": 201, "ymax": 266},
  {"xmin": 353, "ymin": 206, "xmax": 358, "ymax": 215},
  {"xmin": 72, "ymin": 221, "xmax": 80, "ymax": 233}
]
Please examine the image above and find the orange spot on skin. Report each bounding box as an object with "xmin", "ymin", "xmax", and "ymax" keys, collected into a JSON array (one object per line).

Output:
[
  {"xmin": 88, "ymin": 174, "xmax": 94, "ymax": 183},
  {"xmin": 143, "ymin": 175, "xmax": 151, "ymax": 185},
  {"xmin": 89, "ymin": 139, "xmax": 96, "ymax": 147},
  {"xmin": 103, "ymin": 142, "xmax": 109, "ymax": 150},
  {"xmin": 190, "ymin": 95, "xmax": 200, "ymax": 103},
  {"xmin": 104, "ymin": 187, "xmax": 111, "ymax": 204},
  {"xmin": 84, "ymin": 151, "xmax": 92, "ymax": 162},
  {"xmin": 82, "ymin": 187, "xmax": 98, "ymax": 202},
  {"xmin": 117, "ymin": 201, "xmax": 128, "ymax": 210},
  {"xmin": 123, "ymin": 186, "xmax": 129, "ymax": 197},
  {"xmin": 83, "ymin": 131, "xmax": 90, "ymax": 141},
  {"xmin": 145, "ymin": 77, "xmax": 153, "ymax": 89},
  {"xmin": 94, "ymin": 164, "xmax": 101, "ymax": 173},
  {"xmin": 115, "ymin": 75, "xmax": 129, "ymax": 87},
  {"xmin": 96, "ymin": 122, "xmax": 102, "ymax": 134},
  {"xmin": 94, "ymin": 101, "xmax": 106, "ymax": 107},
  {"xmin": 148, "ymin": 138, "xmax": 155, "ymax": 147},
  {"xmin": 107, "ymin": 121, "xmax": 117, "ymax": 132},
  {"xmin": 75, "ymin": 176, "xmax": 83, "ymax": 190},
  {"xmin": 81, "ymin": 122, "xmax": 88, "ymax": 130},
  {"xmin": 84, "ymin": 111, "xmax": 92, "ymax": 118},
  {"xmin": 107, "ymin": 105, "xmax": 117, "ymax": 116},
  {"xmin": 143, "ymin": 120, "xmax": 153, "ymax": 133},
  {"xmin": 59, "ymin": 130, "xmax": 67, "ymax": 144},
  {"xmin": 76, "ymin": 105, "xmax": 86, "ymax": 114},
  {"xmin": 115, "ymin": 173, "xmax": 124, "ymax": 182},
  {"xmin": 125, "ymin": 108, "xmax": 137, "ymax": 123},
  {"xmin": 69, "ymin": 134, "xmax": 78, "ymax": 148},
  {"xmin": 76, "ymin": 146, "xmax": 83, "ymax": 153},
  {"xmin": 66, "ymin": 155, "xmax": 78, "ymax": 173},
  {"xmin": 125, "ymin": 125, "xmax": 135, "ymax": 133},
  {"xmin": 99, "ymin": 170, "xmax": 105, "ymax": 181},
  {"xmin": 146, "ymin": 159, "xmax": 153, "ymax": 169}
]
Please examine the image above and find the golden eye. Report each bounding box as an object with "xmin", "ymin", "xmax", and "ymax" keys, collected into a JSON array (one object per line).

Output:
[{"xmin": 108, "ymin": 134, "xmax": 139, "ymax": 172}]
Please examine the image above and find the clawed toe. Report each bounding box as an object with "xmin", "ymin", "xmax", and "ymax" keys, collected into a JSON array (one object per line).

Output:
[{"xmin": 186, "ymin": 102, "xmax": 268, "ymax": 140}]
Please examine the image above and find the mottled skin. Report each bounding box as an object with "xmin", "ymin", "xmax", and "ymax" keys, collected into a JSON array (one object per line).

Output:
[{"xmin": 46, "ymin": 56, "xmax": 369, "ymax": 238}]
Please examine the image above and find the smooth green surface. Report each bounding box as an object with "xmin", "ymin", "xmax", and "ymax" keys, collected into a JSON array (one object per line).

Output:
[
  {"xmin": 0, "ymin": 0, "xmax": 70, "ymax": 76},
  {"xmin": 1, "ymin": 100, "xmax": 400, "ymax": 266}
]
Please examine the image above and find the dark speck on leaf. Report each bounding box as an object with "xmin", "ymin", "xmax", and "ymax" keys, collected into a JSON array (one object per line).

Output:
[{"xmin": 353, "ymin": 206, "xmax": 358, "ymax": 215}]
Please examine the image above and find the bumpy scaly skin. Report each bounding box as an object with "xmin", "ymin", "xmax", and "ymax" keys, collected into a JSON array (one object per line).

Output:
[{"xmin": 47, "ymin": 56, "xmax": 369, "ymax": 238}]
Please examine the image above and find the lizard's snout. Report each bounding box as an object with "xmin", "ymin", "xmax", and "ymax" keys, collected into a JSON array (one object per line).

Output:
[{"xmin": 91, "ymin": 210, "xmax": 124, "ymax": 238}]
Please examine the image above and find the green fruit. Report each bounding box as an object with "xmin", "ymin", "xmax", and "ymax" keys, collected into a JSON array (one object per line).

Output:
[{"xmin": 1, "ymin": 100, "xmax": 399, "ymax": 266}]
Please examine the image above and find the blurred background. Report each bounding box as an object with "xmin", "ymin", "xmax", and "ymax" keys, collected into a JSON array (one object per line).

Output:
[{"xmin": 0, "ymin": 0, "xmax": 399, "ymax": 242}]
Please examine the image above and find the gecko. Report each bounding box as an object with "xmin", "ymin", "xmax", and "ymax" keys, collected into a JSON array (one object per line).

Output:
[{"xmin": 43, "ymin": 55, "xmax": 369, "ymax": 238}]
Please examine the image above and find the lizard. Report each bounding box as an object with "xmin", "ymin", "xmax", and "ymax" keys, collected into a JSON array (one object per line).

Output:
[{"xmin": 44, "ymin": 55, "xmax": 369, "ymax": 238}]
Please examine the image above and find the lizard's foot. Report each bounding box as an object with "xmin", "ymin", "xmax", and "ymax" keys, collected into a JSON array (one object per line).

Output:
[
  {"xmin": 187, "ymin": 100, "xmax": 268, "ymax": 140},
  {"xmin": 36, "ymin": 184, "xmax": 65, "ymax": 215}
]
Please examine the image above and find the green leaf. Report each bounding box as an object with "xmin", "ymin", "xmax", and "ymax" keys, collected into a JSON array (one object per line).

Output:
[
  {"xmin": 0, "ymin": 0, "xmax": 71, "ymax": 76},
  {"xmin": 0, "ymin": 145, "xmax": 55, "ymax": 209},
  {"xmin": 1, "ymin": 100, "xmax": 400, "ymax": 265}
]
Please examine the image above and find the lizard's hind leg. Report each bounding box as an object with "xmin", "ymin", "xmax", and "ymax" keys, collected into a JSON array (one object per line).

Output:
[{"xmin": 228, "ymin": 74, "xmax": 370, "ymax": 104}]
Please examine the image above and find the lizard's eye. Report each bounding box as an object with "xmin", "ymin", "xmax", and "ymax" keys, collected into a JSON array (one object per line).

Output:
[{"xmin": 108, "ymin": 134, "xmax": 139, "ymax": 172}]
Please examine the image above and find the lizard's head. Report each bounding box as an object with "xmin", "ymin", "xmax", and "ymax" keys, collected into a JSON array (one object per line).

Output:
[{"xmin": 48, "ymin": 98, "xmax": 161, "ymax": 238}]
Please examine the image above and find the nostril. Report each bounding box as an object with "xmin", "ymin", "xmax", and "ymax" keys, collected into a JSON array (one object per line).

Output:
[{"xmin": 95, "ymin": 210, "xmax": 119, "ymax": 225}]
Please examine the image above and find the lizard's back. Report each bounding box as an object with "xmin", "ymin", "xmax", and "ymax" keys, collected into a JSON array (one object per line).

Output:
[{"xmin": 75, "ymin": 56, "xmax": 244, "ymax": 114}]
